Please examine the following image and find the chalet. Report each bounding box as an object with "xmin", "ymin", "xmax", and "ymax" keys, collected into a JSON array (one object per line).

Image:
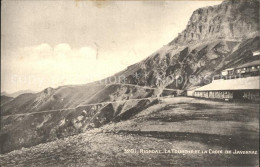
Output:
[
  {"xmin": 192, "ymin": 76, "xmax": 259, "ymax": 101},
  {"xmin": 235, "ymin": 60, "xmax": 260, "ymax": 76},
  {"xmin": 188, "ymin": 60, "xmax": 260, "ymax": 101},
  {"xmin": 213, "ymin": 60, "xmax": 260, "ymax": 80}
]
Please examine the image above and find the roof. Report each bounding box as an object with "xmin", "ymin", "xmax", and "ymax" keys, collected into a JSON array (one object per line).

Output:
[
  {"xmin": 236, "ymin": 60, "xmax": 260, "ymax": 69},
  {"xmin": 195, "ymin": 76, "xmax": 260, "ymax": 91},
  {"xmin": 187, "ymin": 86, "xmax": 201, "ymax": 91},
  {"xmin": 253, "ymin": 51, "xmax": 260, "ymax": 56},
  {"xmin": 222, "ymin": 68, "xmax": 234, "ymax": 71}
]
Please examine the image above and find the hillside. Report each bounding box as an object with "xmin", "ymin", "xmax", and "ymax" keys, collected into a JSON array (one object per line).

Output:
[
  {"xmin": 1, "ymin": 0, "xmax": 259, "ymax": 154},
  {"xmin": 1, "ymin": 90, "xmax": 36, "ymax": 98},
  {"xmin": 1, "ymin": 97, "xmax": 259, "ymax": 166},
  {"xmin": 113, "ymin": 0, "xmax": 259, "ymax": 90},
  {"xmin": 116, "ymin": 37, "xmax": 259, "ymax": 90},
  {"xmin": 0, "ymin": 96, "xmax": 13, "ymax": 106}
]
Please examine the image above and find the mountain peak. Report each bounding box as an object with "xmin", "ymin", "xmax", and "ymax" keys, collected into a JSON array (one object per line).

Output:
[{"xmin": 170, "ymin": 0, "xmax": 259, "ymax": 45}]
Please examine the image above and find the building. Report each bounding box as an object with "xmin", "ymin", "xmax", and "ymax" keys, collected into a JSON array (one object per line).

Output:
[
  {"xmin": 213, "ymin": 60, "xmax": 260, "ymax": 80},
  {"xmin": 188, "ymin": 60, "xmax": 260, "ymax": 101},
  {"xmin": 221, "ymin": 68, "xmax": 234, "ymax": 76},
  {"xmin": 253, "ymin": 50, "xmax": 260, "ymax": 56},
  {"xmin": 187, "ymin": 90, "xmax": 195, "ymax": 97},
  {"xmin": 187, "ymin": 86, "xmax": 200, "ymax": 97},
  {"xmin": 191, "ymin": 76, "xmax": 260, "ymax": 101},
  {"xmin": 235, "ymin": 60, "xmax": 260, "ymax": 76}
]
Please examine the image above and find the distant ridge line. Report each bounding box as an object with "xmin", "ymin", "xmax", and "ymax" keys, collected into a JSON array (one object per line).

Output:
[{"xmin": 2, "ymin": 95, "xmax": 174, "ymax": 118}]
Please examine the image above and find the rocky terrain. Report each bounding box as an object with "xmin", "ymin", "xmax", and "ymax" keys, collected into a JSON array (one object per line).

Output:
[
  {"xmin": 0, "ymin": 97, "xmax": 259, "ymax": 166},
  {"xmin": 117, "ymin": 37, "xmax": 259, "ymax": 90},
  {"xmin": 1, "ymin": 84, "xmax": 163, "ymax": 153},
  {"xmin": 0, "ymin": 0, "xmax": 259, "ymax": 165},
  {"xmin": 170, "ymin": 0, "xmax": 259, "ymax": 45}
]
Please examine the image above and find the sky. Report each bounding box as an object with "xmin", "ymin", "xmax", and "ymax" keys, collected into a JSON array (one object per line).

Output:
[{"xmin": 1, "ymin": 0, "xmax": 222, "ymax": 94}]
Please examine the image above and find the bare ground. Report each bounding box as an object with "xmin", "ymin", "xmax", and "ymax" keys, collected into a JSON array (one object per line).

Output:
[{"xmin": 0, "ymin": 97, "xmax": 259, "ymax": 166}]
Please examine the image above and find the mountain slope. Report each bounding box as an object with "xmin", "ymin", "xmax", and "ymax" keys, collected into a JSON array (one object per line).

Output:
[
  {"xmin": 1, "ymin": 97, "xmax": 259, "ymax": 166},
  {"xmin": 115, "ymin": 37, "xmax": 259, "ymax": 90},
  {"xmin": 1, "ymin": 90, "xmax": 36, "ymax": 98},
  {"xmin": 1, "ymin": 0, "xmax": 259, "ymax": 154},
  {"xmin": 0, "ymin": 83, "xmax": 157, "ymax": 153},
  {"xmin": 170, "ymin": 0, "xmax": 259, "ymax": 45},
  {"xmin": 0, "ymin": 96, "xmax": 13, "ymax": 106},
  {"xmin": 112, "ymin": 0, "xmax": 259, "ymax": 90}
]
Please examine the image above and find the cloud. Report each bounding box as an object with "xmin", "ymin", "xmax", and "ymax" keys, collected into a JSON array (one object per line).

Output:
[
  {"xmin": 2, "ymin": 43, "xmax": 126, "ymax": 93},
  {"xmin": 17, "ymin": 43, "xmax": 96, "ymax": 61}
]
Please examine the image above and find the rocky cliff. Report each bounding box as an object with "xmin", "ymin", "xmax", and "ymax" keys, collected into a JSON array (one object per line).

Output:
[
  {"xmin": 118, "ymin": 36, "xmax": 259, "ymax": 90},
  {"xmin": 170, "ymin": 0, "xmax": 259, "ymax": 45},
  {"xmin": 107, "ymin": 0, "xmax": 260, "ymax": 90},
  {"xmin": 1, "ymin": 0, "xmax": 259, "ymax": 154}
]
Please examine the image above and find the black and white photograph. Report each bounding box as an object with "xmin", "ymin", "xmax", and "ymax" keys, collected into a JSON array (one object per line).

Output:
[{"xmin": 0, "ymin": 0, "xmax": 259, "ymax": 166}]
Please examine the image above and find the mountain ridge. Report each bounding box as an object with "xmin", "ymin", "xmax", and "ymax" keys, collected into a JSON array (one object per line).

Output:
[
  {"xmin": 1, "ymin": 90, "xmax": 36, "ymax": 98},
  {"xmin": 1, "ymin": 0, "xmax": 259, "ymax": 154},
  {"xmin": 169, "ymin": 0, "xmax": 259, "ymax": 46}
]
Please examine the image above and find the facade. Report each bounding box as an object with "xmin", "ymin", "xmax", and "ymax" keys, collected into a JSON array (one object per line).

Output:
[
  {"xmin": 253, "ymin": 50, "xmax": 260, "ymax": 56},
  {"xmin": 187, "ymin": 90, "xmax": 195, "ymax": 97},
  {"xmin": 194, "ymin": 91, "xmax": 233, "ymax": 99},
  {"xmin": 221, "ymin": 68, "xmax": 234, "ymax": 76},
  {"xmin": 187, "ymin": 86, "xmax": 200, "ymax": 96},
  {"xmin": 193, "ymin": 89, "xmax": 259, "ymax": 101},
  {"xmin": 214, "ymin": 60, "xmax": 260, "ymax": 80},
  {"xmin": 189, "ymin": 75, "xmax": 260, "ymax": 101},
  {"xmin": 235, "ymin": 60, "xmax": 260, "ymax": 76},
  {"xmin": 189, "ymin": 50, "xmax": 260, "ymax": 102}
]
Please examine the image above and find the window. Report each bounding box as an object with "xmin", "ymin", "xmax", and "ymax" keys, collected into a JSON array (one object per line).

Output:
[{"xmin": 227, "ymin": 69, "xmax": 234, "ymax": 74}]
